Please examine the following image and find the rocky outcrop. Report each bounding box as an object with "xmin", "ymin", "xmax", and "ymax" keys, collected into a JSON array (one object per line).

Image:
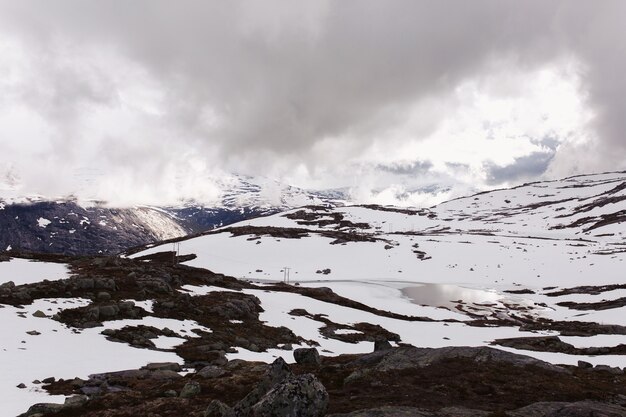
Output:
[
  {"xmin": 251, "ymin": 374, "xmax": 328, "ymax": 417},
  {"xmin": 369, "ymin": 346, "xmax": 568, "ymax": 373},
  {"xmin": 234, "ymin": 358, "xmax": 328, "ymax": 417}
]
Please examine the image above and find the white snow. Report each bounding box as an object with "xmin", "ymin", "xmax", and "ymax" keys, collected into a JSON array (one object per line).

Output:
[
  {"xmin": 37, "ymin": 217, "xmax": 51, "ymax": 228},
  {"xmin": 0, "ymin": 258, "xmax": 69, "ymax": 285},
  {"xmin": 0, "ymin": 298, "xmax": 182, "ymax": 417}
]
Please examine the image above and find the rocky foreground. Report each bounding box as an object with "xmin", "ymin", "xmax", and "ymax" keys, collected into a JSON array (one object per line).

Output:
[
  {"xmin": 19, "ymin": 345, "xmax": 626, "ymax": 417},
  {"xmin": 2, "ymin": 252, "xmax": 626, "ymax": 417}
]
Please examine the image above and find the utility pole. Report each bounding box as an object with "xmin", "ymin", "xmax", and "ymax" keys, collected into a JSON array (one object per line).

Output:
[{"xmin": 283, "ymin": 267, "xmax": 291, "ymax": 284}]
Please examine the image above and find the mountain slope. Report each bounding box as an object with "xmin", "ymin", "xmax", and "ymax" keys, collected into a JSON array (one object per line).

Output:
[{"xmin": 0, "ymin": 175, "xmax": 346, "ymax": 255}]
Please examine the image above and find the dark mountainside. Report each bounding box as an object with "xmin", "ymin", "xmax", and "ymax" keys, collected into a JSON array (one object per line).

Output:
[
  {"xmin": 0, "ymin": 176, "xmax": 346, "ymax": 255},
  {"xmin": 0, "ymin": 200, "xmax": 277, "ymax": 255}
]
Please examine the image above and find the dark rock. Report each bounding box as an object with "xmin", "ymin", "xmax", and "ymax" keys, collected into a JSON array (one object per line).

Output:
[
  {"xmin": 42, "ymin": 377, "xmax": 55, "ymax": 384},
  {"xmin": 17, "ymin": 383, "xmax": 26, "ymax": 388},
  {"xmin": 593, "ymin": 364, "xmax": 624, "ymax": 375},
  {"xmin": 97, "ymin": 304, "xmax": 120, "ymax": 318},
  {"xmin": 234, "ymin": 358, "xmax": 293, "ymax": 415},
  {"xmin": 18, "ymin": 402, "xmax": 65, "ymax": 416},
  {"xmin": 374, "ymin": 339, "xmax": 393, "ymax": 352},
  {"xmin": 197, "ymin": 365, "xmax": 227, "ymax": 379},
  {"xmin": 26, "ymin": 330, "xmax": 41, "ymax": 336},
  {"xmin": 577, "ymin": 360, "xmax": 593, "ymax": 369},
  {"xmin": 149, "ymin": 370, "xmax": 182, "ymax": 380},
  {"xmin": 373, "ymin": 346, "xmax": 568, "ymax": 373},
  {"xmin": 251, "ymin": 373, "xmax": 329, "ymax": 417},
  {"xmin": 293, "ymin": 348, "xmax": 321, "ymax": 366},
  {"xmin": 142, "ymin": 362, "xmax": 181, "ymax": 372},
  {"xmin": 97, "ymin": 291, "xmax": 111, "ymax": 301},
  {"xmin": 179, "ymin": 381, "xmax": 201, "ymax": 398},
  {"xmin": 64, "ymin": 395, "xmax": 89, "ymax": 409},
  {"xmin": 32, "ymin": 310, "xmax": 47, "ymax": 318}
]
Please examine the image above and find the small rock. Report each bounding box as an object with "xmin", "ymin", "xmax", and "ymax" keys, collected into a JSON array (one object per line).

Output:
[
  {"xmin": 32, "ymin": 310, "xmax": 47, "ymax": 318},
  {"xmin": 198, "ymin": 365, "xmax": 227, "ymax": 379},
  {"xmin": 180, "ymin": 381, "xmax": 201, "ymax": 398},
  {"xmin": 163, "ymin": 389, "xmax": 178, "ymax": 398},
  {"xmin": 205, "ymin": 400, "xmax": 235, "ymax": 417},
  {"xmin": 374, "ymin": 340, "xmax": 393, "ymax": 352},
  {"xmin": 577, "ymin": 360, "xmax": 593, "ymax": 369},
  {"xmin": 26, "ymin": 330, "xmax": 41, "ymax": 336},
  {"xmin": 17, "ymin": 383, "xmax": 26, "ymax": 388},
  {"xmin": 293, "ymin": 348, "xmax": 321, "ymax": 366},
  {"xmin": 42, "ymin": 377, "xmax": 56, "ymax": 384},
  {"xmin": 97, "ymin": 292, "xmax": 111, "ymax": 301}
]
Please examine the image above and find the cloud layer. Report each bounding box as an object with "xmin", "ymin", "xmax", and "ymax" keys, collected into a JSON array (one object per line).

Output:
[{"xmin": 0, "ymin": 1, "xmax": 625, "ymax": 205}]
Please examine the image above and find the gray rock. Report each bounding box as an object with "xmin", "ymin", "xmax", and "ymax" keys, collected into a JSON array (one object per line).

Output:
[
  {"xmin": 98, "ymin": 304, "xmax": 120, "ymax": 319},
  {"xmin": 576, "ymin": 360, "xmax": 592, "ymax": 369},
  {"xmin": 251, "ymin": 373, "xmax": 329, "ymax": 417},
  {"xmin": 64, "ymin": 395, "xmax": 89, "ymax": 409},
  {"xmin": 32, "ymin": 310, "xmax": 47, "ymax": 318},
  {"xmin": 234, "ymin": 357, "xmax": 293, "ymax": 415},
  {"xmin": 205, "ymin": 400, "xmax": 235, "ymax": 417},
  {"xmin": 163, "ymin": 389, "xmax": 178, "ymax": 397},
  {"xmin": 372, "ymin": 346, "xmax": 568, "ymax": 374},
  {"xmin": 179, "ymin": 381, "xmax": 201, "ymax": 398},
  {"xmin": 293, "ymin": 348, "xmax": 321, "ymax": 366},
  {"xmin": 198, "ymin": 365, "xmax": 227, "ymax": 379},
  {"xmin": 97, "ymin": 292, "xmax": 111, "ymax": 301},
  {"xmin": 507, "ymin": 401, "xmax": 626, "ymax": 417}
]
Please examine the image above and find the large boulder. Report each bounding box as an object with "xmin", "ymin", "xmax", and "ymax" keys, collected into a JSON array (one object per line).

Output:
[
  {"xmin": 251, "ymin": 373, "xmax": 329, "ymax": 417},
  {"xmin": 293, "ymin": 348, "xmax": 321, "ymax": 366},
  {"xmin": 372, "ymin": 346, "xmax": 567, "ymax": 373}
]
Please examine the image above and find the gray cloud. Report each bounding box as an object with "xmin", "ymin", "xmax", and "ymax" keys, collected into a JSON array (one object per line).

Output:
[
  {"xmin": 0, "ymin": 1, "xmax": 625, "ymax": 203},
  {"xmin": 376, "ymin": 161, "xmax": 433, "ymax": 176},
  {"xmin": 486, "ymin": 151, "xmax": 556, "ymax": 185}
]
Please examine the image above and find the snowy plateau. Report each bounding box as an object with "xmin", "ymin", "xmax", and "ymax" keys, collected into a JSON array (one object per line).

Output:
[{"xmin": 1, "ymin": 171, "xmax": 626, "ymax": 416}]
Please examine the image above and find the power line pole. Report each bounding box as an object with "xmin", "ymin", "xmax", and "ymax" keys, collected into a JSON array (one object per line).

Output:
[{"xmin": 283, "ymin": 267, "xmax": 291, "ymax": 284}]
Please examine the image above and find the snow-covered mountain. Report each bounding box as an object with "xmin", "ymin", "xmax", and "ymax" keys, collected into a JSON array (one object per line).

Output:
[{"xmin": 0, "ymin": 175, "xmax": 347, "ymax": 255}]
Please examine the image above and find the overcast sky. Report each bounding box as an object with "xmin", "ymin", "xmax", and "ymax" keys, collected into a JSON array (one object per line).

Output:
[{"xmin": 0, "ymin": 1, "xmax": 625, "ymax": 206}]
